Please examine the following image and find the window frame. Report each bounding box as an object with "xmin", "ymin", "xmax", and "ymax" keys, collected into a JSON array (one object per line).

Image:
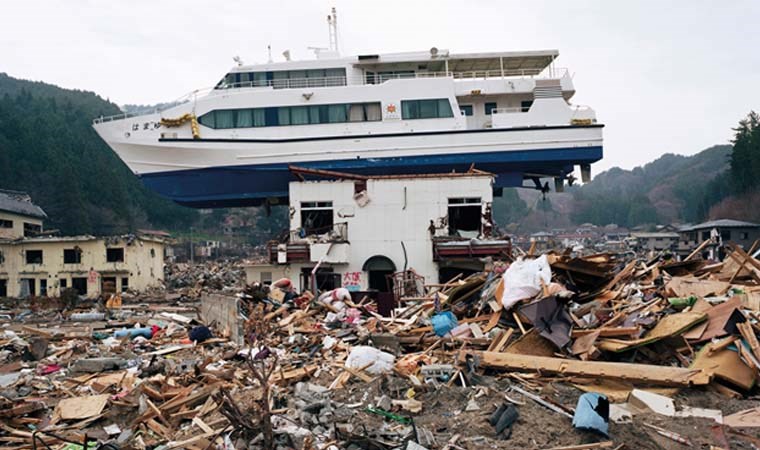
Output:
[
  {"xmin": 63, "ymin": 248, "xmax": 82, "ymax": 264},
  {"xmin": 106, "ymin": 248, "xmax": 125, "ymax": 263},
  {"xmin": 25, "ymin": 250, "xmax": 43, "ymax": 265},
  {"xmin": 401, "ymin": 98, "xmax": 454, "ymax": 120},
  {"xmin": 198, "ymin": 101, "xmax": 380, "ymax": 129}
]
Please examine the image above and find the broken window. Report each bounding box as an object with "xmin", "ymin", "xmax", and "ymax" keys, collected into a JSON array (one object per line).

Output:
[
  {"xmin": 741, "ymin": 232, "xmax": 749, "ymax": 240},
  {"xmin": 0, "ymin": 219, "xmax": 12, "ymax": 228},
  {"xmin": 447, "ymin": 197, "xmax": 482, "ymax": 237},
  {"xmin": 720, "ymin": 230, "xmax": 731, "ymax": 241},
  {"xmin": 64, "ymin": 248, "xmax": 82, "ymax": 264},
  {"xmin": 121, "ymin": 277, "xmax": 129, "ymax": 292},
  {"xmin": 106, "ymin": 248, "xmax": 125, "ymax": 262},
  {"xmin": 102, "ymin": 276, "xmax": 117, "ymax": 294},
  {"xmin": 40, "ymin": 279, "xmax": 47, "ymax": 296},
  {"xmin": 71, "ymin": 277, "xmax": 87, "ymax": 296},
  {"xmin": 0, "ymin": 279, "xmax": 6, "ymax": 297},
  {"xmin": 301, "ymin": 201, "xmax": 333, "ymax": 235},
  {"xmin": 23, "ymin": 222, "xmax": 41, "ymax": 237},
  {"xmin": 0, "ymin": 250, "xmax": 4, "ymax": 265},
  {"xmin": 60, "ymin": 278, "xmax": 68, "ymax": 289},
  {"xmin": 20, "ymin": 278, "xmax": 36, "ymax": 296},
  {"xmin": 300, "ymin": 267, "xmax": 340, "ymax": 292},
  {"xmin": 26, "ymin": 250, "xmax": 43, "ymax": 264}
]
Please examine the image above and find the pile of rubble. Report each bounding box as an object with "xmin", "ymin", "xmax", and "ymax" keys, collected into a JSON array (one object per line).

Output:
[
  {"xmin": 2, "ymin": 244, "xmax": 760, "ymax": 449},
  {"xmin": 164, "ymin": 260, "xmax": 245, "ymax": 297}
]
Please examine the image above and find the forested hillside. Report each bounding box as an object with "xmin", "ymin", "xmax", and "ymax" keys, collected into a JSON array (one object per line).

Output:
[
  {"xmin": 0, "ymin": 73, "xmax": 198, "ymax": 235},
  {"xmin": 570, "ymin": 145, "xmax": 731, "ymax": 227}
]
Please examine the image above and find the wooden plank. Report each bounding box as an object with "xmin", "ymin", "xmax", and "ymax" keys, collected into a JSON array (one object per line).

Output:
[
  {"xmin": 691, "ymin": 342, "xmax": 756, "ymax": 390},
  {"xmin": 685, "ymin": 239, "xmax": 711, "ymax": 261},
  {"xmin": 571, "ymin": 327, "xmax": 640, "ymax": 338},
  {"xmin": 461, "ymin": 350, "xmax": 711, "ymax": 386},
  {"xmin": 738, "ymin": 321, "xmax": 760, "ymax": 362}
]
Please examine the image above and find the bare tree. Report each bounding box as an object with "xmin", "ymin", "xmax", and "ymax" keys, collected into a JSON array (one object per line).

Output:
[{"xmin": 215, "ymin": 303, "xmax": 279, "ymax": 449}]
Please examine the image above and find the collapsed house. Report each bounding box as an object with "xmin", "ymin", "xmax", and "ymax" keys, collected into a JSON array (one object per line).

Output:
[
  {"xmin": 245, "ymin": 167, "xmax": 511, "ymax": 293},
  {"xmin": 0, "ymin": 191, "xmax": 168, "ymax": 298}
]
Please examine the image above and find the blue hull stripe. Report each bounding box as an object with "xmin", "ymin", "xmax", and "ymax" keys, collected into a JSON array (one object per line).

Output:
[{"xmin": 141, "ymin": 146, "xmax": 603, "ymax": 207}]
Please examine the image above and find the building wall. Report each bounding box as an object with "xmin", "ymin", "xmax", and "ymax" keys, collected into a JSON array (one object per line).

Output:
[
  {"xmin": 680, "ymin": 227, "xmax": 760, "ymax": 249},
  {"xmin": 0, "ymin": 211, "xmax": 43, "ymax": 240},
  {"xmin": 287, "ymin": 175, "xmax": 494, "ymax": 291},
  {"xmin": 0, "ymin": 237, "xmax": 165, "ymax": 298}
]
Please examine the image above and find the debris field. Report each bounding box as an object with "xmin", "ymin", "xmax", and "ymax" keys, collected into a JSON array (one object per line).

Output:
[{"xmin": 3, "ymin": 246, "xmax": 760, "ymax": 450}]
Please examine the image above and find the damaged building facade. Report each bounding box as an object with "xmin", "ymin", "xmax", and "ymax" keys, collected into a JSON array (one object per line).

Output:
[
  {"xmin": 245, "ymin": 169, "xmax": 510, "ymax": 292},
  {"xmin": 0, "ymin": 191, "xmax": 167, "ymax": 298}
]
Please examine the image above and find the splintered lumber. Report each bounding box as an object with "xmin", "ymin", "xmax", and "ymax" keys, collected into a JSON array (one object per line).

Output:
[
  {"xmin": 691, "ymin": 342, "xmax": 756, "ymax": 390},
  {"xmin": 462, "ymin": 351, "xmax": 711, "ymax": 386}
]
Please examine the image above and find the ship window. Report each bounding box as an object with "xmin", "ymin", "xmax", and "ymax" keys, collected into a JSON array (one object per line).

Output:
[
  {"xmin": 215, "ymin": 110, "xmax": 235, "ymax": 129},
  {"xmin": 253, "ymin": 109, "xmax": 266, "ymax": 127},
  {"xmin": 401, "ymin": 99, "xmax": 454, "ymax": 120},
  {"xmin": 291, "ymin": 106, "xmax": 309, "ymax": 125},
  {"xmin": 485, "ymin": 102, "xmax": 498, "ymax": 115},
  {"xmin": 236, "ymin": 109, "xmax": 253, "ymax": 128},
  {"xmin": 460, "ymin": 105, "xmax": 473, "ymax": 116},
  {"xmin": 278, "ymin": 107, "xmax": 291, "ymax": 126},
  {"xmin": 253, "ymin": 72, "xmax": 268, "ymax": 87},
  {"xmin": 521, "ymin": 100, "xmax": 533, "ymax": 112},
  {"xmin": 199, "ymin": 111, "xmax": 215, "ymax": 128},
  {"xmin": 198, "ymin": 102, "xmax": 381, "ymax": 129},
  {"xmin": 265, "ymin": 107, "xmax": 279, "ymax": 126},
  {"xmin": 328, "ymin": 104, "xmax": 347, "ymax": 123}
]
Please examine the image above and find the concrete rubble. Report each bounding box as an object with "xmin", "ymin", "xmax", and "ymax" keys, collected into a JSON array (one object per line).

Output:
[{"xmin": 2, "ymin": 245, "xmax": 760, "ymax": 449}]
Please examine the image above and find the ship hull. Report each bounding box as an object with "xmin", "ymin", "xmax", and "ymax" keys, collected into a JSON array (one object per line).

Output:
[{"xmin": 95, "ymin": 120, "xmax": 602, "ymax": 207}]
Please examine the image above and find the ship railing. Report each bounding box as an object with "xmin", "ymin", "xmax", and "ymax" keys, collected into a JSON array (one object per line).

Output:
[
  {"xmin": 92, "ymin": 67, "xmax": 569, "ymax": 123},
  {"xmin": 492, "ymin": 107, "xmax": 527, "ymax": 115},
  {"xmin": 93, "ymin": 96, "xmax": 200, "ymax": 124},
  {"xmin": 219, "ymin": 76, "xmax": 349, "ymax": 90}
]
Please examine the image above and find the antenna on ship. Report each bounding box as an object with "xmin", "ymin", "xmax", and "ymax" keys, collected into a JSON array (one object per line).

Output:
[
  {"xmin": 327, "ymin": 7, "xmax": 338, "ymax": 53},
  {"xmin": 267, "ymin": 45, "xmax": 273, "ymax": 63}
]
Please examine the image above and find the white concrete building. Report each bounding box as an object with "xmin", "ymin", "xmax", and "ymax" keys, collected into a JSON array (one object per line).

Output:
[{"xmin": 245, "ymin": 171, "xmax": 511, "ymax": 293}]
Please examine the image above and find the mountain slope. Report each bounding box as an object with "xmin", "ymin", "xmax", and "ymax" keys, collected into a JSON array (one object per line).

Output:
[
  {"xmin": 569, "ymin": 145, "xmax": 731, "ymax": 227},
  {"xmin": 0, "ymin": 73, "xmax": 197, "ymax": 235}
]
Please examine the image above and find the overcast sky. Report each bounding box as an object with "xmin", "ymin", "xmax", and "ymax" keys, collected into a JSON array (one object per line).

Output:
[{"xmin": 2, "ymin": 0, "xmax": 759, "ymax": 172}]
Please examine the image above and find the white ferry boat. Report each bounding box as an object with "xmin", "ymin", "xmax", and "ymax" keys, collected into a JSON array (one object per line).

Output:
[{"xmin": 93, "ymin": 16, "xmax": 602, "ymax": 207}]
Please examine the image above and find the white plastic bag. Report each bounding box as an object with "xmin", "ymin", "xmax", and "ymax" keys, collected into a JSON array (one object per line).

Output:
[
  {"xmin": 501, "ymin": 255, "xmax": 552, "ymax": 309},
  {"xmin": 345, "ymin": 346, "xmax": 395, "ymax": 375}
]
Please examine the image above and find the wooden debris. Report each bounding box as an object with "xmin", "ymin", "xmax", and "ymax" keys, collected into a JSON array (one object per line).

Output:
[{"xmin": 464, "ymin": 350, "xmax": 711, "ymax": 386}]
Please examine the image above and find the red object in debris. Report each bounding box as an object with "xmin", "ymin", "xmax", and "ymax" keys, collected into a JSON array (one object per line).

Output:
[{"xmin": 37, "ymin": 364, "xmax": 61, "ymax": 375}]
